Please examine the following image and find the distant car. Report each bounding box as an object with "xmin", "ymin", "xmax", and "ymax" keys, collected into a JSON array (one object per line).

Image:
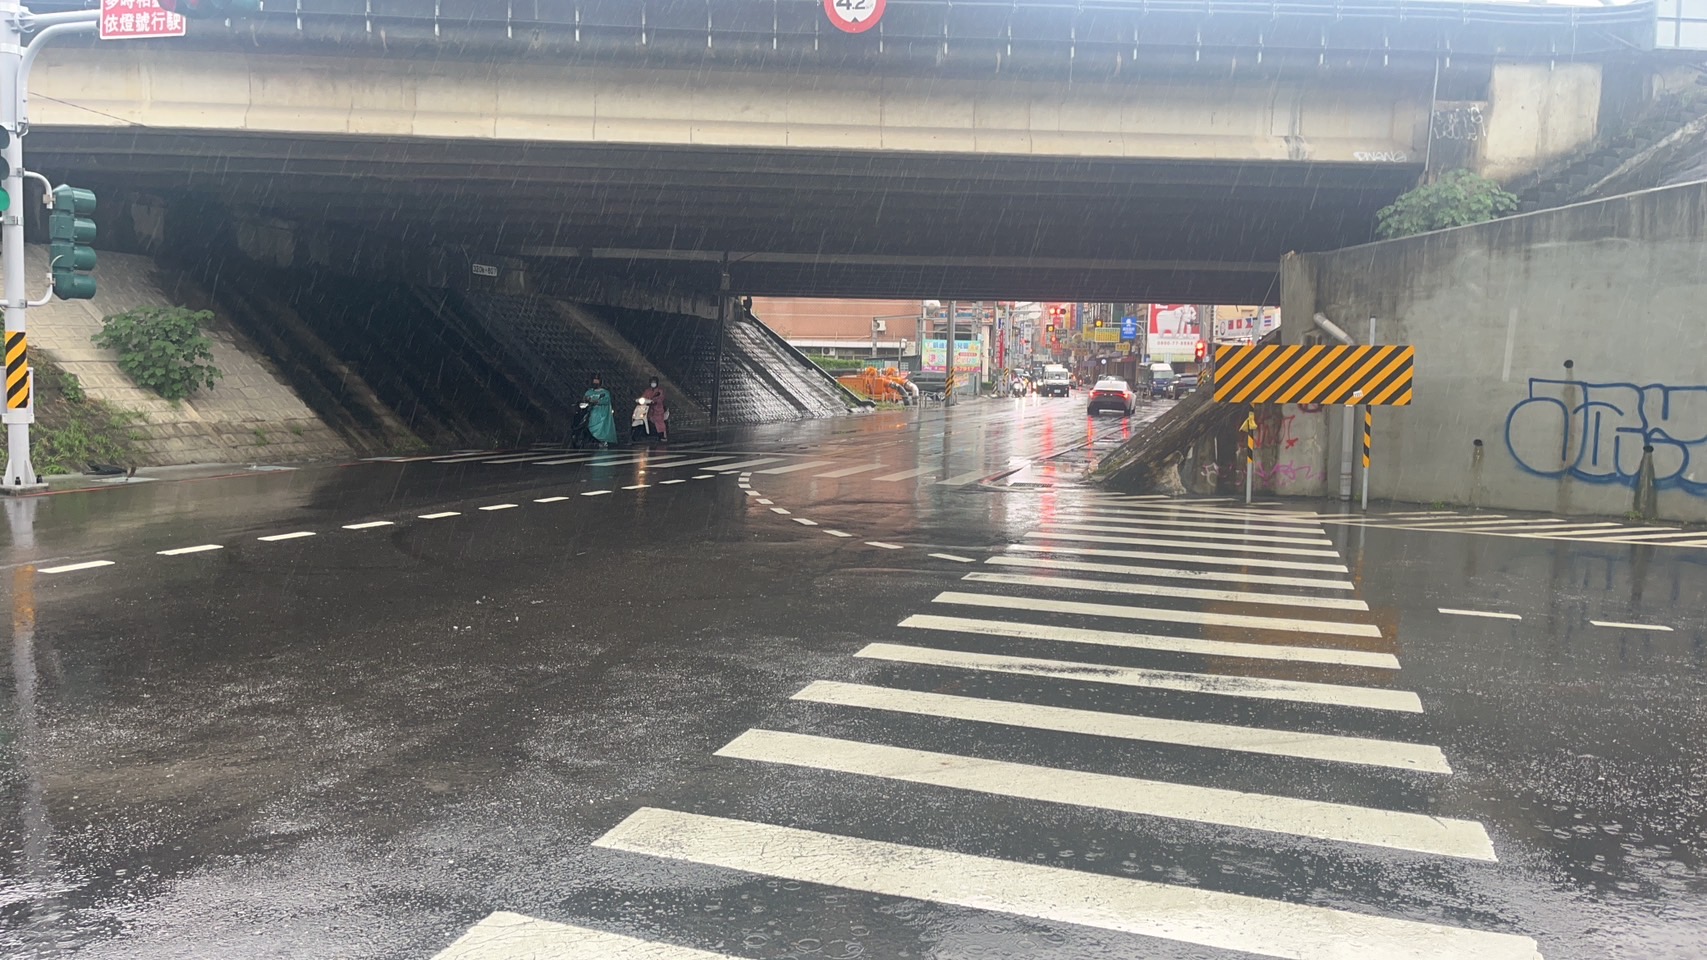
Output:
[
  {"xmin": 1086, "ymin": 379, "xmax": 1136, "ymax": 416},
  {"xmin": 1040, "ymin": 364, "xmax": 1072, "ymax": 397},
  {"xmin": 1171, "ymin": 373, "xmax": 1200, "ymax": 399}
]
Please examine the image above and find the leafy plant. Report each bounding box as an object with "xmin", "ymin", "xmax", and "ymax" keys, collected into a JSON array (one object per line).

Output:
[
  {"xmin": 91, "ymin": 306, "xmax": 223, "ymax": 401},
  {"xmin": 1375, "ymin": 170, "xmax": 1520, "ymax": 240}
]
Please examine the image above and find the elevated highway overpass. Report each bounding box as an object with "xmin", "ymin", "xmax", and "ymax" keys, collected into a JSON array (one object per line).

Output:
[{"xmin": 17, "ymin": 0, "xmax": 1658, "ymax": 302}]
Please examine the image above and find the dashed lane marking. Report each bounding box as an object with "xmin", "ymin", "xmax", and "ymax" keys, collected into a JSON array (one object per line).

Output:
[
  {"xmin": 480, "ymin": 503, "xmax": 521, "ymax": 510},
  {"xmin": 659, "ymin": 479, "xmax": 687, "ymax": 485},
  {"xmin": 693, "ymin": 474, "xmax": 716, "ymax": 480},
  {"xmin": 258, "ymin": 531, "xmax": 316, "ymax": 542},
  {"xmin": 532, "ymin": 497, "xmax": 569, "ymax": 504},
  {"xmin": 1059, "ymin": 511, "xmax": 1328, "ymax": 536},
  {"xmin": 1590, "ymin": 620, "xmax": 1674, "ymax": 632},
  {"xmin": 933, "ymin": 591, "xmax": 1384, "ymax": 638},
  {"xmin": 638, "ymin": 455, "xmax": 739, "ymax": 470},
  {"xmin": 929, "ymin": 553, "xmax": 977, "ymax": 563},
  {"xmin": 756, "ymin": 498, "xmax": 773, "ymax": 504},
  {"xmin": 157, "ymin": 544, "xmax": 223, "ymax": 556},
  {"xmin": 873, "ymin": 466, "xmax": 935, "ymax": 482},
  {"xmin": 826, "ymin": 530, "xmax": 854, "ymax": 538},
  {"xmin": 710, "ymin": 457, "xmax": 786, "ymax": 472},
  {"xmin": 769, "ymin": 507, "xmax": 792, "ymax": 515},
  {"xmin": 432, "ymin": 912, "xmax": 737, "ymax": 960},
  {"xmin": 342, "ymin": 521, "xmax": 395, "ymax": 530},
  {"xmin": 623, "ymin": 484, "xmax": 651, "ymax": 490},
  {"xmin": 1047, "ymin": 520, "xmax": 1334, "ymax": 547},
  {"xmin": 791, "ymin": 680, "xmax": 1449, "ymax": 772},
  {"xmin": 39, "ymin": 560, "xmax": 117, "ymax": 574},
  {"xmin": 899, "ymin": 613, "xmax": 1400, "ymax": 669},
  {"xmin": 855, "ymin": 642, "xmax": 1421, "ymax": 713},
  {"xmin": 961, "ymin": 571, "xmax": 1368, "ymax": 611},
  {"xmin": 419, "ymin": 511, "xmax": 462, "ymax": 519},
  {"xmin": 1439, "ymin": 608, "xmax": 1522, "ymax": 621},
  {"xmin": 754, "ymin": 460, "xmax": 837, "ymax": 475},
  {"xmin": 865, "ymin": 541, "xmax": 905, "ymax": 550},
  {"xmin": 744, "ymin": 490, "xmax": 761, "ymax": 497},
  {"xmin": 579, "ymin": 491, "xmax": 612, "ymax": 498},
  {"xmin": 716, "ymin": 730, "xmax": 1491, "ymax": 860},
  {"xmin": 792, "ymin": 518, "xmax": 819, "ymax": 526},
  {"xmin": 593, "ymin": 808, "xmax": 1534, "ymax": 960}
]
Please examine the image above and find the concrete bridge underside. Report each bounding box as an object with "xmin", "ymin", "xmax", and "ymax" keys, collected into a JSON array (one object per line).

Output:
[{"xmin": 28, "ymin": 49, "xmax": 1434, "ymax": 301}]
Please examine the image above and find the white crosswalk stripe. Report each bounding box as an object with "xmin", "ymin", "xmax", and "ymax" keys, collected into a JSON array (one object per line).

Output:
[{"xmin": 440, "ymin": 491, "xmax": 1540, "ymax": 960}]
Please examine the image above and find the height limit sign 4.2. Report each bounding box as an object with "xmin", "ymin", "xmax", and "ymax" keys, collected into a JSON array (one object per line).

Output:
[
  {"xmin": 100, "ymin": 0, "xmax": 188, "ymax": 40},
  {"xmin": 823, "ymin": 0, "xmax": 885, "ymax": 34}
]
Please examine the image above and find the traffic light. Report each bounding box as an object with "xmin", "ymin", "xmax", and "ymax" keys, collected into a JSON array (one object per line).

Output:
[
  {"xmin": 1094, "ymin": 319, "xmax": 1104, "ymax": 328},
  {"xmin": 50, "ymin": 186, "xmax": 97, "ymax": 300},
  {"xmin": 1194, "ymin": 340, "xmax": 1207, "ymax": 362},
  {"xmin": 0, "ymin": 127, "xmax": 10, "ymax": 212},
  {"xmin": 156, "ymin": 0, "xmax": 262, "ymax": 17},
  {"xmin": 1045, "ymin": 323, "xmax": 1055, "ymax": 333}
]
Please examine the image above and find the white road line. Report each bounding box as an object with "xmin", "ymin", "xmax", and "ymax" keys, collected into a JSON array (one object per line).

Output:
[
  {"xmin": 1577, "ymin": 530, "xmax": 1707, "ymax": 543},
  {"xmin": 866, "ymin": 541, "xmax": 904, "ymax": 550},
  {"xmin": 693, "ymin": 474, "xmax": 715, "ymax": 479},
  {"xmin": 1012, "ymin": 542, "xmax": 1349, "ymax": 573},
  {"xmin": 1487, "ymin": 523, "xmax": 1622, "ymax": 536},
  {"xmin": 258, "ymin": 531, "xmax": 316, "ymax": 542},
  {"xmin": 623, "ymin": 484, "xmax": 651, "ymax": 490},
  {"xmin": 39, "ymin": 560, "xmax": 117, "ymax": 574},
  {"xmin": 533, "ymin": 497, "xmax": 570, "ymax": 504},
  {"xmin": 769, "ymin": 507, "xmax": 792, "ymax": 515},
  {"xmin": 1048, "ymin": 521, "xmax": 1333, "ymax": 546},
  {"xmin": 743, "ymin": 489, "xmax": 761, "ymax": 497},
  {"xmin": 964, "ymin": 571, "xmax": 1369, "ymax": 612},
  {"xmin": 793, "ymin": 681, "xmax": 1449, "ymax": 772},
  {"xmin": 1590, "ymin": 620, "xmax": 1674, "ymax": 632},
  {"xmin": 754, "ymin": 460, "xmax": 837, "ymax": 475},
  {"xmin": 826, "ymin": 530, "xmax": 854, "ymax": 538},
  {"xmin": 157, "ymin": 544, "xmax": 224, "ymax": 556},
  {"xmin": 531, "ymin": 454, "xmax": 620, "ymax": 466},
  {"xmin": 899, "ymin": 614, "xmax": 1400, "ymax": 669},
  {"xmin": 342, "ymin": 521, "xmax": 395, "ymax": 530},
  {"xmin": 640, "ymin": 455, "xmax": 739, "ymax": 469},
  {"xmin": 480, "ymin": 503, "xmax": 521, "ymax": 510},
  {"xmin": 987, "ymin": 555, "xmax": 1355, "ymax": 591},
  {"xmin": 816, "ymin": 463, "xmax": 886, "ymax": 478},
  {"xmin": 930, "ymin": 553, "xmax": 978, "ymax": 563},
  {"xmin": 873, "ymin": 466, "xmax": 934, "ymax": 482},
  {"xmin": 1077, "ymin": 502, "xmax": 1326, "ymax": 525},
  {"xmin": 431, "ymin": 454, "xmax": 503, "ymax": 464},
  {"xmin": 1027, "ymin": 531, "xmax": 1343, "ymax": 559},
  {"xmin": 935, "ymin": 591, "xmax": 1383, "ymax": 638},
  {"xmin": 1658, "ymin": 538, "xmax": 1707, "ymax": 547},
  {"xmin": 1387, "ymin": 518, "xmax": 1548, "ymax": 529},
  {"xmin": 718, "ymin": 730, "xmax": 1490, "ymax": 860},
  {"xmin": 475, "ymin": 454, "xmax": 565, "ymax": 464},
  {"xmin": 1439, "ymin": 608, "xmax": 1522, "ymax": 621},
  {"xmin": 1060, "ymin": 512, "xmax": 1329, "ymax": 536},
  {"xmin": 579, "ymin": 491, "xmax": 612, "ymax": 498},
  {"xmin": 857, "ymin": 642, "xmax": 1419, "ymax": 712},
  {"xmin": 711, "ymin": 457, "xmax": 787, "ymax": 471},
  {"xmin": 756, "ymin": 498, "xmax": 774, "ymax": 505},
  {"xmin": 594, "ymin": 809, "xmax": 1529, "ymax": 959},
  {"xmin": 938, "ymin": 469, "xmax": 991, "ymax": 486},
  {"xmin": 660, "ymin": 479, "xmax": 687, "ymax": 485},
  {"xmin": 432, "ymin": 912, "xmax": 737, "ymax": 960},
  {"xmin": 1529, "ymin": 525, "xmax": 1683, "ymax": 539},
  {"xmin": 419, "ymin": 511, "xmax": 462, "ymax": 519},
  {"xmin": 792, "ymin": 517, "xmax": 818, "ymax": 525}
]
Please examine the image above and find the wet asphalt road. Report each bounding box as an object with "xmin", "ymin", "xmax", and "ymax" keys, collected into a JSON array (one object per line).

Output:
[{"xmin": 1, "ymin": 396, "xmax": 1704, "ymax": 959}]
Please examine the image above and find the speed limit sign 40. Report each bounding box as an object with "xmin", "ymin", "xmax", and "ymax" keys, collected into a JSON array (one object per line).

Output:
[{"xmin": 824, "ymin": 0, "xmax": 885, "ymax": 34}]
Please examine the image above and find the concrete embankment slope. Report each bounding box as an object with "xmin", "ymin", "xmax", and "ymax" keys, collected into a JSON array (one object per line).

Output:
[
  {"xmin": 1280, "ymin": 180, "xmax": 1707, "ymax": 522},
  {"xmin": 3, "ymin": 245, "xmax": 357, "ymax": 467}
]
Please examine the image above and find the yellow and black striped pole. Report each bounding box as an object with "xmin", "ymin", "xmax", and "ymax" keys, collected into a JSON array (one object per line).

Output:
[
  {"xmin": 1241, "ymin": 411, "xmax": 1257, "ymax": 504},
  {"xmin": 5, "ymin": 331, "xmax": 27, "ymax": 412},
  {"xmin": 1360, "ymin": 404, "xmax": 1373, "ymax": 509}
]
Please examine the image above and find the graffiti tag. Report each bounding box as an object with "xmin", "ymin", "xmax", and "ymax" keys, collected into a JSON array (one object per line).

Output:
[
  {"xmin": 1505, "ymin": 377, "xmax": 1707, "ymax": 496},
  {"xmin": 1353, "ymin": 151, "xmax": 1409, "ymax": 163}
]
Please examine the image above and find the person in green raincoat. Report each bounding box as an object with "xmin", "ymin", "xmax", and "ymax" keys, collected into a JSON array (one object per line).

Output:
[{"xmin": 582, "ymin": 375, "xmax": 619, "ymax": 446}]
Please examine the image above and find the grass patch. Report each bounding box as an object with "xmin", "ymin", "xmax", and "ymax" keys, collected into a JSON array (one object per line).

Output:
[{"xmin": 30, "ymin": 359, "xmax": 147, "ymax": 475}]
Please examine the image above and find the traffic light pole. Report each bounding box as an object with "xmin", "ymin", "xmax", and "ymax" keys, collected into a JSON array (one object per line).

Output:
[{"xmin": 0, "ymin": 4, "xmax": 97, "ymax": 491}]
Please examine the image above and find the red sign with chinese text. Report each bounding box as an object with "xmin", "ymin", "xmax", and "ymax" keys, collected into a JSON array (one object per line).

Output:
[{"xmin": 100, "ymin": 0, "xmax": 187, "ymax": 40}]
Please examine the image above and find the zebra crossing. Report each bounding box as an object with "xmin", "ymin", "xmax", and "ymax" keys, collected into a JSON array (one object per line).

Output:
[
  {"xmin": 1317, "ymin": 508, "xmax": 1707, "ymax": 549},
  {"xmin": 435, "ymin": 491, "xmax": 1543, "ymax": 960}
]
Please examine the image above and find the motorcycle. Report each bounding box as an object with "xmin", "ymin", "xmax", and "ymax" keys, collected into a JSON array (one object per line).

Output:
[
  {"xmin": 630, "ymin": 396, "xmax": 656, "ymax": 442},
  {"xmin": 570, "ymin": 401, "xmax": 598, "ymax": 449}
]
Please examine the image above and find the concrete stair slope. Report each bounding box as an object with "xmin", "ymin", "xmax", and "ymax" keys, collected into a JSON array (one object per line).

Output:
[
  {"xmin": 452, "ymin": 292, "xmax": 706, "ymax": 429},
  {"xmin": 1513, "ymin": 97, "xmax": 1705, "ymax": 212},
  {"xmin": 7, "ymin": 244, "xmax": 352, "ymax": 467},
  {"xmin": 720, "ymin": 313, "xmax": 858, "ymax": 422},
  {"xmin": 185, "ymin": 261, "xmax": 421, "ymax": 456}
]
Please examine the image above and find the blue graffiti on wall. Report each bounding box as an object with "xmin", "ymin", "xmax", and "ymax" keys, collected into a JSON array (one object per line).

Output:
[{"xmin": 1505, "ymin": 377, "xmax": 1707, "ymax": 496}]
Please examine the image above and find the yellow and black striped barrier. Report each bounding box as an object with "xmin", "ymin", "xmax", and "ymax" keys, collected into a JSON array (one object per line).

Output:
[
  {"xmin": 1212, "ymin": 343, "xmax": 1413, "ymax": 406},
  {"xmin": 1362, "ymin": 406, "xmax": 1373, "ymax": 469},
  {"xmin": 5, "ymin": 331, "xmax": 28, "ymax": 411}
]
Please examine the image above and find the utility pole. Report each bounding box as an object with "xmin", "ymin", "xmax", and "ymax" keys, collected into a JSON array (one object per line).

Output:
[{"xmin": 944, "ymin": 299, "xmax": 958, "ymax": 406}]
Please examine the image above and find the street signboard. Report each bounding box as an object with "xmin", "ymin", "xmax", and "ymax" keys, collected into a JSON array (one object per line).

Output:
[
  {"xmin": 1149, "ymin": 333, "xmax": 1199, "ymax": 362},
  {"xmin": 1090, "ymin": 329, "xmax": 1120, "ymax": 343},
  {"xmin": 823, "ymin": 0, "xmax": 885, "ymax": 34},
  {"xmin": 100, "ymin": 0, "xmax": 187, "ymax": 40},
  {"xmin": 1212, "ymin": 344, "xmax": 1414, "ymax": 406},
  {"xmin": 1119, "ymin": 316, "xmax": 1138, "ymax": 341}
]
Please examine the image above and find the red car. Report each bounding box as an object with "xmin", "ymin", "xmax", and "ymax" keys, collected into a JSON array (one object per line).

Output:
[{"xmin": 1086, "ymin": 378, "xmax": 1136, "ymax": 416}]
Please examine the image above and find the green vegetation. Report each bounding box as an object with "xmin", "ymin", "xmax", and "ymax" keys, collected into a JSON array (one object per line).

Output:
[
  {"xmin": 806, "ymin": 355, "xmax": 872, "ymax": 373},
  {"xmin": 1375, "ymin": 170, "xmax": 1519, "ymax": 239},
  {"xmin": 91, "ymin": 305, "xmax": 223, "ymax": 401},
  {"xmin": 30, "ymin": 359, "xmax": 146, "ymax": 475}
]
